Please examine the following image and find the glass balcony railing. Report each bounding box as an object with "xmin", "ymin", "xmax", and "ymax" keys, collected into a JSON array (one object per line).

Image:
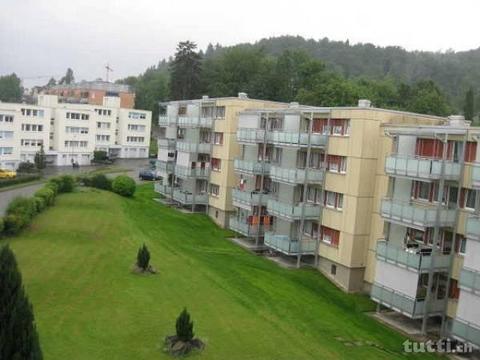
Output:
[
  {"xmin": 371, "ymin": 283, "xmax": 447, "ymax": 319},
  {"xmin": 156, "ymin": 160, "xmax": 174, "ymax": 174},
  {"xmin": 237, "ymin": 128, "xmax": 267, "ymax": 143},
  {"xmin": 176, "ymin": 141, "xmax": 211, "ymax": 153},
  {"xmin": 380, "ymin": 198, "xmax": 456, "ymax": 228},
  {"xmin": 234, "ymin": 159, "xmax": 270, "ymax": 175},
  {"xmin": 376, "ymin": 240, "xmax": 450, "ymax": 272},
  {"xmin": 270, "ymin": 131, "xmax": 327, "ymax": 147},
  {"xmin": 267, "ymin": 199, "xmax": 321, "ymax": 220},
  {"xmin": 232, "ymin": 189, "xmax": 269, "ymax": 207},
  {"xmin": 451, "ymin": 319, "xmax": 480, "ymax": 347},
  {"xmin": 174, "ymin": 165, "xmax": 210, "ymax": 179},
  {"xmin": 264, "ymin": 232, "xmax": 316, "ymax": 255},
  {"xmin": 177, "ymin": 116, "xmax": 213, "ymax": 128},
  {"xmin": 229, "ymin": 217, "xmax": 264, "ymax": 237},
  {"xmin": 472, "ymin": 163, "xmax": 480, "ymax": 189},
  {"xmin": 154, "ymin": 183, "xmax": 173, "ymax": 196},
  {"xmin": 158, "ymin": 115, "xmax": 177, "ymax": 126},
  {"xmin": 385, "ymin": 154, "xmax": 461, "ymax": 180},
  {"xmin": 269, "ymin": 165, "xmax": 325, "ymax": 184},
  {"xmin": 466, "ymin": 216, "xmax": 480, "ymax": 241},
  {"xmin": 157, "ymin": 138, "xmax": 176, "ymax": 149},
  {"xmin": 459, "ymin": 267, "xmax": 480, "ymax": 292},
  {"xmin": 172, "ymin": 189, "xmax": 208, "ymax": 205}
]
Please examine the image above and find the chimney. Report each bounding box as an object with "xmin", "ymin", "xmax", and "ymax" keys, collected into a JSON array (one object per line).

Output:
[
  {"xmin": 447, "ymin": 115, "xmax": 469, "ymax": 127},
  {"xmin": 238, "ymin": 92, "xmax": 248, "ymax": 99},
  {"xmin": 358, "ymin": 99, "xmax": 371, "ymax": 108},
  {"xmin": 289, "ymin": 102, "xmax": 299, "ymax": 109},
  {"xmin": 202, "ymin": 95, "xmax": 209, "ymax": 100}
]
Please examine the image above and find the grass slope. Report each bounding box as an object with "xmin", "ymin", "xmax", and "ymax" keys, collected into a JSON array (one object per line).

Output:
[{"xmin": 7, "ymin": 185, "xmax": 435, "ymax": 359}]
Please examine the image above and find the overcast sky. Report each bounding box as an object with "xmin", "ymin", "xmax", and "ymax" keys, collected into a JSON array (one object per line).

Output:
[{"xmin": 1, "ymin": 0, "xmax": 479, "ymax": 88}]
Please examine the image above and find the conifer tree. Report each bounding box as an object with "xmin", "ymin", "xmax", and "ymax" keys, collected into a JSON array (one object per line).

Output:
[
  {"xmin": 136, "ymin": 244, "xmax": 150, "ymax": 270},
  {"xmin": 176, "ymin": 308, "xmax": 194, "ymax": 342},
  {"xmin": 0, "ymin": 245, "xmax": 42, "ymax": 359}
]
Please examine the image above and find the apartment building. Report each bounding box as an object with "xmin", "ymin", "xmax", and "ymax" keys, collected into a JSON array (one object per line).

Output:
[
  {"xmin": 0, "ymin": 95, "xmax": 151, "ymax": 169},
  {"xmin": 233, "ymin": 101, "xmax": 453, "ymax": 293},
  {"xmin": 46, "ymin": 80, "xmax": 135, "ymax": 108},
  {"xmin": 365, "ymin": 117, "xmax": 480, "ymax": 344},
  {"xmin": 154, "ymin": 93, "xmax": 286, "ymax": 228}
]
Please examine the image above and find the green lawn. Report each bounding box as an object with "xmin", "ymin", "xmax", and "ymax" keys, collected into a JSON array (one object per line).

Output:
[{"xmin": 7, "ymin": 185, "xmax": 434, "ymax": 359}]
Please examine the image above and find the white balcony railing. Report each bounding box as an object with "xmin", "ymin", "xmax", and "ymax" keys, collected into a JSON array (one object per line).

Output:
[
  {"xmin": 269, "ymin": 165, "xmax": 325, "ymax": 184},
  {"xmin": 172, "ymin": 189, "xmax": 208, "ymax": 205},
  {"xmin": 264, "ymin": 232, "xmax": 316, "ymax": 255},
  {"xmin": 385, "ymin": 154, "xmax": 461, "ymax": 180},
  {"xmin": 176, "ymin": 141, "xmax": 211, "ymax": 153},
  {"xmin": 267, "ymin": 199, "xmax": 321, "ymax": 221},
  {"xmin": 174, "ymin": 165, "xmax": 210, "ymax": 178},
  {"xmin": 234, "ymin": 159, "xmax": 270, "ymax": 175}
]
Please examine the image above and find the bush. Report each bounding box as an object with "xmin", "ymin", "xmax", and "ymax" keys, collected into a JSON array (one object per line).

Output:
[
  {"xmin": 3, "ymin": 214, "xmax": 24, "ymax": 235},
  {"xmin": 90, "ymin": 174, "xmax": 112, "ymax": 190},
  {"xmin": 112, "ymin": 175, "xmax": 136, "ymax": 197},
  {"xmin": 93, "ymin": 150, "xmax": 108, "ymax": 162},
  {"xmin": 49, "ymin": 175, "xmax": 75, "ymax": 193},
  {"xmin": 34, "ymin": 187, "xmax": 55, "ymax": 206},
  {"xmin": 33, "ymin": 196, "xmax": 46, "ymax": 213},
  {"xmin": 7, "ymin": 197, "xmax": 37, "ymax": 221},
  {"xmin": 176, "ymin": 308, "xmax": 194, "ymax": 342},
  {"xmin": 45, "ymin": 180, "xmax": 59, "ymax": 195},
  {"xmin": 0, "ymin": 175, "xmax": 41, "ymax": 189},
  {"xmin": 136, "ymin": 244, "xmax": 150, "ymax": 270},
  {"xmin": 0, "ymin": 217, "xmax": 4, "ymax": 235},
  {"xmin": 17, "ymin": 161, "xmax": 37, "ymax": 174}
]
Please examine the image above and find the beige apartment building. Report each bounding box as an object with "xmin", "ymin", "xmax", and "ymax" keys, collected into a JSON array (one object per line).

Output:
[{"xmin": 154, "ymin": 93, "xmax": 287, "ymax": 227}]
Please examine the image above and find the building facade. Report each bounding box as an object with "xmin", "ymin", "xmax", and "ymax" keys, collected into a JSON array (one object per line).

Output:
[
  {"xmin": 154, "ymin": 94, "xmax": 286, "ymax": 228},
  {"xmin": 0, "ymin": 95, "xmax": 151, "ymax": 169},
  {"xmin": 46, "ymin": 81, "xmax": 135, "ymax": 108}
]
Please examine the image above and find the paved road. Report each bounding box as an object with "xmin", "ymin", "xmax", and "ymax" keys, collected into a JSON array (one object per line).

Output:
[{"xmin": 0, "ymin": 159, "xmax": 151, "ymax": 215}]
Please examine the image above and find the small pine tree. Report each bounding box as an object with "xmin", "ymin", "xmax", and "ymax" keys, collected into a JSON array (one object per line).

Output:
[
  {"xmin": 136, "ymin": 244, "xmax": 150, "ymax": 270},
  {"xmin": 0, "ymin": 245, "xmax": 42, "ymax": 359},
  {"xmin": 176, "ymin": 308, "xmax": 194, "ymax": 342},
  {"xmin": 34, "ymin": 144, "xmax": 46, "ymax": 170}
]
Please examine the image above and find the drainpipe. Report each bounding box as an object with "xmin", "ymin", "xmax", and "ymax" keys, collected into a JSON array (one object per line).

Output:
[
  {"xmin": 421, "ymin": 133, "xmax": 449, "ymax": 335},
  {"xmin": 297, "ymin": 111, "xmax": 314, "ymax": 268},
  {"xmin": 440, "ymin": 131, "xmax": 467, "ymax": 337}
]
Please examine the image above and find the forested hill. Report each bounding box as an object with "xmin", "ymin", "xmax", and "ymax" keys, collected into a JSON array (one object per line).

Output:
[{"xmin": 212, "ymin": 35, "xmax": 480, "ymax": 108}]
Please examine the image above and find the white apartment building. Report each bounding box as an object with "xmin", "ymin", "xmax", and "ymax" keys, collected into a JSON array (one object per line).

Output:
[{"xmin": 0, "ymin": 95, "xmax": 151, "ymax": 169}]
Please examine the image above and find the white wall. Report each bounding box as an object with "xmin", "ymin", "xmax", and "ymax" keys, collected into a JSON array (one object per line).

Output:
[
  {"xmin": 397, "ymin": 135, "xmax": 417, "ymax": 155},
  {"xmin": 238, "ymin": 114, "xmax": 260, "ymax": 128},
  {"xmin": 283, "ymin": 114, "xmax": 301, "ymax": 131},
  {"xmin": 375, "ymin": 261, "xmax": 420, "ymax": 297},
  {"xmin": 464, "ymin": 240, "xmax": 480, "ymax": 272},
  {"xmin": 457, "ymin": 291, "xmax": 480, "ymax": 327}
]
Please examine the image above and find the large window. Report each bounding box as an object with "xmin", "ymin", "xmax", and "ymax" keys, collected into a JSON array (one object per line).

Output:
[
  {"xmin": 0, "ymin": 114, "xmax": 14, "ymax": 123},
  {"xmin": 326, "ymin": 155, "xmax": 347, "ymax": 173},
  {"xmin": 321, "ymin": 226, "xmax": 340, "ymax": 248},
  {"xmin": 21, "ymin": 124, "xmax": 43, "ymax": 132}
]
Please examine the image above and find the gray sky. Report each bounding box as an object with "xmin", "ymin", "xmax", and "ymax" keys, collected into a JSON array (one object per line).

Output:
[{"xmin": 1, "ymin": 0, "xmax": 479, "ymax": 88}]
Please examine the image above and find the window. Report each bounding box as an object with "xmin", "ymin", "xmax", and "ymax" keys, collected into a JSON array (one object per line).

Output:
[
  {"xmin": 460, "ymin": 188, "xmax": 476, "ymax": 210},
  {"xmin": 211, "ymin": 158, "xmax": 221, "ymax": 171},
  {"xmin": 303, "ymin": 221, "xmax": 319, "ymax": 238},
  {"xmin": 331, "ymin": 119, "xmax": 350, "ymax": 136},
  {"xmin": 64, "ymin": 141, "xmax": 88, "ymax": 148},
  {"xmin": 21, "ymin": 139, "xmax": 43, "ymax": 147},
  {"xmin": 321, "ymin": 226, "xmax": 340, "ymax": 248},
  {"xmin": 201, "ymin": 106, "xmax": 214, "ymax": 118},
  {"xmin": 128, "ymin": 124, "xmax": 146, "ymax": 131},
  {"xmin": 66, "ymin": 127, "xmax": 88, "ymax": 134},
  {"xmin": 215, "ymin": 106, "xmax": 225, "ymax": 119},
  {"xmin": 126, "ymin": 136, "xmax": 145, "ymax": 143},
  {"xmin": 213, "ymin": 132, "xmax": 223, "ymax": 145},
  {"xmin": 326, "ymin": 155, "xmax": 346, "ymax": 173},
  {"xmin": 0, "ymin": 114, "xmax": 14, "ymax": 123},
  {"xmin": 97, "ymin": 122, "xmax": 111, "ymax": 129},
  {"xmin": 96, "ymin": 135, "xmax": 110, "ymax": 142},
  {"xmin": 0, "ymin": 147, "xmax": 13, "ymax": 155},
  {"xmin": 209, "ymin": 183, "xmax": 220, "ymax": 197},
  {"xmin": 21, "ymin": 124, "xmax": 43, "ymax": 132},
  {"xmin": 66, "ymin": 112, "xmax": 89, "ymax": 120},
  {"xmin": 455, "ymin": 235, "xmax": 467, "ymax": 255},
  {"xmin": 307, "ymin": 186, "xmax": 322, "ymax": 204},
  {"xmin": 331, "ymin": 265, "xmax": 337, "ymax": 275},
  {"xmin": 178, "ymin": 106, "xmax": 187, "ymax": 115},
  {"xmin": 0, "ymin": 131, "xmax": 13, "ymax": 139},
  {"xmin": 21, "ymin": 108, "xmax": 44, "ymax": 117},
  {"xmin": 449, "ymin": 279, "xmax": 460, "ymax": 300},
  {"xmin": 324, "ymin": 191, "xmax": 343, "ymax": 210},
  {"xmin": 128, "ymin": 111, "xmax": 146, "ymax": 119},
  {"xmin": 465, "ymin": 142, "xmax": 477, "ymax": 163}
]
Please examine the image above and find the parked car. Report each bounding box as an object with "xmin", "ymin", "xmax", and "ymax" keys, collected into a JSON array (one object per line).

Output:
[
  {"xmin": 139, "ymin": 169, "xmax": 159, "ymax": 181},
  {"xmin": 0, "ymin": 168, "xmax": 16, "ymax": 179}
]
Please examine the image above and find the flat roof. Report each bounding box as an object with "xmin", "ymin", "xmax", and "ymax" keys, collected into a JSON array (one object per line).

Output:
[{"xmin": 50, "ymin": 81, "xmax": 132, "ymax": 93}]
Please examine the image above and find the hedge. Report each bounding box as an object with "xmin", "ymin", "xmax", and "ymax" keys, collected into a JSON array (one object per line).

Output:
[{"xmin": 0, "ymin": 175, "xmax": 41, "ymax": 189}]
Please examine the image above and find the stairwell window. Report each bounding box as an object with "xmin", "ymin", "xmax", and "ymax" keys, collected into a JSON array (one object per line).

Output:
[
  {"xmin": 215, "ymin": 106, "xmax": 226, "ymax": 119},
  {"xmin": 326, "ymin": 155, "xmax": 346, "ymax": 173},
  {"xmin": 324, "ymin": 191, "xmax": 343, "ymax": 210},
  {"xmin": 209, "ymin": 184, "xmax": 220, "ymax": 197},
  {"xmin": 211, "ymin": 158, "xmax": 221, "ymax": 171},
  {"xmin": 460, "ymin": 188, "xmax": 476, "ymax": 211},
  {"xmin": 214, "ymin": 132, "xmax": 223, "ymax": 145}
]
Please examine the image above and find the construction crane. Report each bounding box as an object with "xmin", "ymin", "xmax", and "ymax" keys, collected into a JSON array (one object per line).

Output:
[{"xmin": 105, "ymin": 63, "xmax": 113, "ymax": 82}]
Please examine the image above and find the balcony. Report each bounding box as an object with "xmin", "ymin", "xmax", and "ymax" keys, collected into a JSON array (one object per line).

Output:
[
  {"xmin": 156, "ymin": 160, "xmax": 174, "ymax": 174},
  {"xmin": 177, "ymin": 116, "xmax": 213, "ymax": 128},
  {"xmin": 158, "ymin": 115, "xmax": 177, "ymax": 126},
  {"xmin": 267, "ymin": 199, "xmax": 321, "ymax": 221},
  {"xmin": 237, "ymin": 128, "xmax": 267, "ymax": 143},
  {"xmin": 173, "ymin": 189, "xmax": 208, "ymax": 205},
  {"xmin": 154, "ymin": 183, "xmax": 173, "ymax": 197},
  {"xmin": 459, "ymin": 267, "xmax": 480, "ymax": 293},
  {"xmin": 157, "ymin": 138, "xmax": 176, "ymax": 150},
  {"xmin": 269, "ymin": 165, "xmax": 325, "ymax": 185},
  {"xmin": 229, "ymin": 217, "xmax": 264, "ymax": 237},
  {"xmin": 450, "ymin": 318, "xmax": 480, "ymax": 348},
  {"xmin": 234, "ymin": 159, "xmax": 270, "ymax": 175},
  {"xmin": 264, "ymin": 232, "xmax": 316, "ymax": 255},
  {"xmin": 376, "ymin": 240, "xmax": 450, "ymax": 273},
  {"xmin": 380, "ymin": 198, "xmax": 456, "ymax": 228},
  {"xmin": 176, "ymin": 141, "xmax": 211, "ymax": 154},
  {"xmin": 270, "ymin": 131, "xmax": 327, "ymax": 148},
  {"xmin": 371, "ymin": 283, "xmax": 447, "ymax": 319},
  {"xmin": 466, "ymin": 216, "xmax": 480, "ymax": 241},
  {"xmin": 385, "ymin": 154, "xmax": 461, "ymax": 180},
  {"xmin": 174, "ymin": 165, "xmax": 210, "ymax": 179},
  {"xmin": 232, "ymin": 189, "xmax": 269, "ymax": 208},
  {"xmin": 471, "ymin": 163, "xmax": 480, "ymax": 189}
]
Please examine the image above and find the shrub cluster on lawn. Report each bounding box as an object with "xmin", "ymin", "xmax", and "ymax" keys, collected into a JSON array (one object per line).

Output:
[
  {"xmin": 78, "ymin": 174, "xmax": 136, "ymax": 197},
  {"xmin": 0, "ymin": 174, "xmax": 41, "ymax": 189},
  {"xmin": 0, "ymin": 175, "xmax": 75, "ymax": 237}
]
